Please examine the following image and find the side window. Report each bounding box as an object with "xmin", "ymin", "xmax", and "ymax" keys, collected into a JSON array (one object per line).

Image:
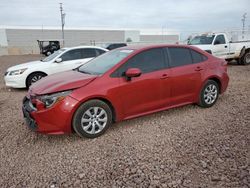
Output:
[
  {"xmin": 168, "ymin": 47, "xmax": 193, "ymax": 67},
  {"xmin": 82, "ymin": 48, "xmax": 97, "ymax": 58},
  {"xmin": 60, "ymin": 49, "xmax": 82, "ymax": 61},
  {"xmin": 190, "ymin": 49, "xmax": 207, "ymax": 64},
  {"xmin": 117, "ymin": 48, "xmax": 166, "ymax": 76},
  {"xmin": 214, "ymin": 35, "xmax": 226, "ymax": 44},
  {"xmin": 95, "ymin": 49, "xmax": 106, "ymax": 56}
]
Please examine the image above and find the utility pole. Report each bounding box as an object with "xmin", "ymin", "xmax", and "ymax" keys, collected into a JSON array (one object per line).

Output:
[
  {"xmin": 241, "ymin": 13, "xmax": 247, "ymax": 39},
  {"xmin": 161, "ymin": 24, "xmax": 167, "ymax": 42},
  {"xmin": 60, "ymin": 3, "xmax": 66, "ymax": 46}
]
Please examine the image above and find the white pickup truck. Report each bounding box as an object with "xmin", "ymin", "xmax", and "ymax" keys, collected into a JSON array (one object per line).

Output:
[{"xmin": 188, "ymin": 32, "xmax": 250, "ymax": 65}]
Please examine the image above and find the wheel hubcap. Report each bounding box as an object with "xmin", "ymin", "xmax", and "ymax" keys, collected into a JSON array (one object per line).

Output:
[
  {"xmin": 31, "ymin": 75, "xmax": 43, "ymax": 84},
  {"xmin": 245, "ymin": 53, "xmax": 250, "ymax": 64},
  {"xmin": 204, "ymin": 84, "xmax": 218, "ymax": 105},
  {"xmin": 81, "ymin": 107, "xmax": 108, "ymax": 135}
]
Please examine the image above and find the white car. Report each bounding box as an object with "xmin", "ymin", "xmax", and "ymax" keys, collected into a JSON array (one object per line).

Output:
[{"xmin": 4, "ymin": 46, "xmax": 108, "ymax": 88}]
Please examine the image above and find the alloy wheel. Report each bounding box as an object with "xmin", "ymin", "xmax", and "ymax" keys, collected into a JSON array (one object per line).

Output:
[
  {"xmin": 81, "ymin": 107, "xmax": 108, "ymax": 135},
  {"xmin": 31, "ymin": 75, "xmax": 43, "ymax": 84},
  {"xmin": 204, "ymin": 84, "xmax": 218, "ymax": 105}
]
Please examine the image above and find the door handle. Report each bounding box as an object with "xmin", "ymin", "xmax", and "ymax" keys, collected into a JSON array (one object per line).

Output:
[
  {"xmin": 225, "ymin": 45, "xmax": 228, "ymax": 48},
  {"xmin": 195, "ymin": 67, "xmax": 203, "ymax": 71},
  {"xmin": 160, "ymin": 74, "xmax": 169, "ymax": 79}
]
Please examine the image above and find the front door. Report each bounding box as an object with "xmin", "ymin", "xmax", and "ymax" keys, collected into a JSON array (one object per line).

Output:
[
  {"xmin": 50, "ymin": 48, "xmax": 103, "ymax": 75},
  {"xmin": 114, "ymin": 48, "xmax": 171, "ymax": 118},
  {"xmin": 212, "ymin": 34, "xmax": 229, "ymax": 59},
  {"xmin": 50, "ymin": 49, "xmax": 85, "ymax": 74}
]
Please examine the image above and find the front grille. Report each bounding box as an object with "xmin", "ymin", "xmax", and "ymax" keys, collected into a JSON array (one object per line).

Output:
[
  {"xmin": 23, "ymin": 97, "xmax": 37, "ymax": 112},
  {"xmin": 22, "ymin": 97, "xmax": 38, "ymax": 131},
  {"xmin": 4, "ymin": 72, "xmax": 8, "ymax": 76}
]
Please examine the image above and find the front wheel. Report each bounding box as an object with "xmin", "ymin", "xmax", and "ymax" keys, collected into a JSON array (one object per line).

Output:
[
  {"xmin": 198, "ymin": 80, "xmax": 219, "ymax": 108},
  {"xmin": 26, "ymin": 72, "xmax": 46, "ymax": 88},
  {"xmin": 72, "ymin": 100, "xmax": 113, "ymax": 138}
]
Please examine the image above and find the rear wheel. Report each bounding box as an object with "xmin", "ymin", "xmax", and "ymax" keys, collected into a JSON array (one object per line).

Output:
[
  {"xmin": 241, "ymin": 51, "xmax": 250, "ymax": 65},
  {"xmin": 26, "ymin": 72, "xmax": 46, "ymax": 88},
  {"xmin": 198, "ymin": 80, "xmax": 219, "ymax": 108},
  {"xmin": 73, "ymin": 100, "xmax": 112, "ymax": 138}
]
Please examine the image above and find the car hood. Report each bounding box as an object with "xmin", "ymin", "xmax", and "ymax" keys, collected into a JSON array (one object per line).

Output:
[
  {"xmin": 7, "ymin": 60, "xmax": 46, "ymax": 71},
  {"xmin": 29, "ymin": 70, "xmax": 98, "ymax": 95}
]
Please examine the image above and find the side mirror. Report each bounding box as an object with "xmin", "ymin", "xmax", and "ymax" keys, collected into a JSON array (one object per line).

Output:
[
  {"xmin": 125, "ymin": 68, "xmax": 141, "ymax": 81},
  {"xmin": 55, "ymin": 58, "xmax": 62, "ymax": 63},
  {"xmin": 214, "ymin": 40, "xmax": 220, "ymax": 45}
]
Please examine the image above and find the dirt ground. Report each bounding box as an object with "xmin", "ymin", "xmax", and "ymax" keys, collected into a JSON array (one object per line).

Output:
[{"xmin": 0, "ymin": 55, "xmax": 249, "ymax": 188}]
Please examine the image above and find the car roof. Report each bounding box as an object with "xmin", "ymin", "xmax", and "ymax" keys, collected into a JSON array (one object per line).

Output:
[
  {"xmin": 116, "ymin": 44, "xmax": 211, "ymax": 57},
  {"xmin": 63, "ymin": 46, "xmax": 108, "ymax": 51},
  {"xmin": 119, "ymin": 44, "xmax": 193, "ymax": 51}
]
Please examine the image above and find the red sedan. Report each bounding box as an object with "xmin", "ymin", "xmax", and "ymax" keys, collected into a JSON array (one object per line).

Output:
[{"xmin": 22, "ymin": 45, "xmax": 229, "ymax": 138}]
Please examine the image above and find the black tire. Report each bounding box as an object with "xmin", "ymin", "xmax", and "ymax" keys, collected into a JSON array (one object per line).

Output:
[
  {"xmin": 26, "ymin": 72, "xmax": 47, "ymax": 88},
  {"xmin": 198, "ymin": 80, "xmax": 219, "ymax": 108},
  {"xmin": 72, "ymin": 100, "xmax": 112, "ymax": 138},
  {"xmin": 241, "ymin": 51, "xmax": 250, "ymax": 65},
  {"xmin": 236, "ymin": 59, "xmax": 242, "ymax": 65}
]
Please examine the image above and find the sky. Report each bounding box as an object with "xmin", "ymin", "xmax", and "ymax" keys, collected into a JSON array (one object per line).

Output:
[{"xmin": 0, "ymin": 0, "xmax": 249, "ymax": 33}]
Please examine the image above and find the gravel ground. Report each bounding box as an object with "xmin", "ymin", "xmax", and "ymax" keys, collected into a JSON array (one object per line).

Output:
[{"xmin": 0, "ymin": 55, "xmax": 249, "ymax": 188}]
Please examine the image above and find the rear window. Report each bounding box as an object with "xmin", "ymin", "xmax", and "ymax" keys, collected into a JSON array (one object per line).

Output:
[
  {"xmin": 82, "ymin": 48, "xmax": 97, "ymax": 58},
  {"xmin": 190, "ymin": 49, "xmax": 207, "ymax": 64},
  {"xmin": 168, "ymin": 47, "xmax": 193, "ymax": 67},
  {"xmin": 95, "ymin": 49, "xmax": 106, "ymax": 56}
]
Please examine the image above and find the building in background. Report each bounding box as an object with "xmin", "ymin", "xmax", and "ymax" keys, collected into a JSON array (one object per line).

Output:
[{"xmin": 0, "ymin": 26, "xmax": 180, "ymax": 55}]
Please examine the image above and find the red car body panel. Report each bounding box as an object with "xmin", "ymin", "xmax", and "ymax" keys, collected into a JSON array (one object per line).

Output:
[
  {"xmin": 30, "ymin": 71, "xmax": 98, "ymax": 95},
  {"xmin": 30, "ymin": 96, "xmax": 79, "ymax": 134},
  {"xmin": 23, "ymin": 45, "xmax": 229, "ymax": 135}
]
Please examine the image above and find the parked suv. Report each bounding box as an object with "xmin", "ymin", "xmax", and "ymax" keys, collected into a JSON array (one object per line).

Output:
[
  {"xmin": 22, "ymin": 45, "xmax": 229, "ymax": 138},
  {"xmin": 4, "ymin": 46, "xmax": 108, "ymax": 88}
]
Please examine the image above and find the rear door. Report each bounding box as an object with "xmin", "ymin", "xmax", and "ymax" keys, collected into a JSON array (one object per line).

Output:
[
  {"xmin": 166, "ymin": 47, "xmax": 206, "ymax": 105},
  {"xmin": 113, "ymin": 48, "xmax": 171, "ymax": 118}
]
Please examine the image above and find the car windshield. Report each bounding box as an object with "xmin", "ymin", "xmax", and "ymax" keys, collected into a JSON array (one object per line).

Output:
[
  {"xmin": 41, "ymin": 49, "xmax": 66, "ymax": 62},
  {"xmin": 189, "ymin": 35, "xmax": 215, "ymax": 45},
  {"xmin": 78, "ymin": 49, "xmax": 134, "ymax": 75}
]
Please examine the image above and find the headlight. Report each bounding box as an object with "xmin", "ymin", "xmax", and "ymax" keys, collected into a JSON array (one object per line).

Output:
[
  {"xmin": 9, "ymin": 68, "xmax": 27, "ymax": 76},
  {"xmin": 37, "ymin": 90, "xmax": 72, "ymax": 108}
]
